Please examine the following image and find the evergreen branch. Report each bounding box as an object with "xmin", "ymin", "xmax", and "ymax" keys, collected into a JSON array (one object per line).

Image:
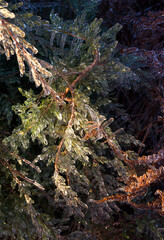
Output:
[
  {"xmin": 0, "ymin": 158, "xmax": 45, "ymax": 190},
  {"xmin": 84, "ymin": 116, "xmax": 125, "ymax": 161},
  {"xmin": 71, "ymin": 50, "xmax": 99, "ymax": 89},
  {"xmin": 0, "ymin": 158, "xmax": 20, "ymax": 185},
  {"xmin": 0, "ymin": 6, "xmax": 65, "ymax": 106},
  {"xmin": 124, "ymin": 167, "xmax": 164, "ymax": 198},
  {"xmin": 95, "ymin": 166, "xmax": 164, "ymax": 212},
  {"xmin": 137, "ymin": 148, "xmax": 164, "ymax": 165},
  {"xmin": 49, "ymin": 27, "xmax": 85, "ymax": 40},
  {"xmin": 155, "ymin": 190, "xmax": 164, "ymax": 212},
  {"xmin": 64, "ymin": 50, "xmax": 100, "ymax": 96},
  {"xmin": 10, "ymin": 152, "xmax": 41, "ymax": 173},
  {"xmin": 129, "ymin": 195, "xmax": 164, "ymax": 216},
  {"xmin": 54, "ymin": 71, "xmax": 75, "ymax": 173}
]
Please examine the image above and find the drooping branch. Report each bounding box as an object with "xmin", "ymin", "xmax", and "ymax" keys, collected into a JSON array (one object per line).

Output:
[
  {"xmin": 0, "ymin": 158, "xmax": 45, "ymax": 190},
  {"xmin": 137, "ymin": 148, "xmax": 164, "ymax": 165},
  {"xmin": 0, "ymin": 3, "xmax": 65, "ymax": 106},
  {"xmin": 95, "ymin": 166, "xmax": 164, "ymax": 215}
]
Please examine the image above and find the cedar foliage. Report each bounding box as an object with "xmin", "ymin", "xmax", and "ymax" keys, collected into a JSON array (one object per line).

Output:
[{"xmin": 0, "ymin": 0, "xmax": 163, "ymax": 239}]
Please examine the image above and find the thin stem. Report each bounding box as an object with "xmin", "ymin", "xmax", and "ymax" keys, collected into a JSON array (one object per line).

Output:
[
  {"xmin": 54, "ymin": 72, "xmax": 75, "ymax": 173},
  {"xmin": 71, "ymin": 50, "xmax": 99, "ymax": 89}
]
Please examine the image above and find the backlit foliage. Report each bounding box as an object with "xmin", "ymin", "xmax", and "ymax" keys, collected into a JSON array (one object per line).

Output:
[{"xmin": 0, "ymin": 0, "xmax": 163, "ymax": 239}]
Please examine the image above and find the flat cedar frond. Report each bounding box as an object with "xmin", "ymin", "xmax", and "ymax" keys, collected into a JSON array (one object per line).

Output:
[
  {"xmin": 1, "ymin": 1, "xmax": 163, "ymax": 238},
  {"xmin": 155, "ymin": 190, "xmax": 164, "ymax": 211},
  {"xmin": 137, "ymin": 148, "xmax": 164, "ymax": 165},
  {"xmin": 0, "ymin": 4, "xmax": 15, "ymax": 19},
  {"xmin": 124, "ymin": 166, "xmax": 164, "ymax": 196},
  {"xmin": 84, "ymin": 113, "xmax": 125, "ymax": 161},
  {"xmin": 130, "ymin": 200, "xmax": 164, "ymax": 217},
  {"xmin": 96, "ymin": 167, "xmax": 164, "ymax": 207},
  {"xmin": 0, "ymin": 1, "xmax": 65, "ymax": 106},
  {"xmin": 126, "ymin": 190, "xmax": 164, "ymax": 216}
]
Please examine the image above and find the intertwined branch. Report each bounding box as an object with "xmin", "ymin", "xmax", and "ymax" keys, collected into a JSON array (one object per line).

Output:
[
  {"xmin": 1, "ymin": 0, "xmax": 163, "ymax": 225},
  {"xmin": 84, "ymin": 118, "xmax": 164, "ymax": 216}
]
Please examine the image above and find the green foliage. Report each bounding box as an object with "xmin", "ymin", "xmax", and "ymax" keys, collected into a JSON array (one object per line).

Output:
[{"xmin": 0, "ymin": 0, "xmax": 163, "ymax": 239}]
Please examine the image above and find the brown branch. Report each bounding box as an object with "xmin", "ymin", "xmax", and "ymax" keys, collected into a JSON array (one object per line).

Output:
[
  {"xmin": 54, "ymin": 72, "xmax": 75, "ymax": 173},
  {"xmin": 71, "ymin": 50, "xmax": 99, "ymax": 89},
  {"xmin": 10, "ymin": 152, "xmax": 41, "ymax": 173},
  {"xmin": 48, "ymin": 27, "xmax": 85, "ymax": 41},
  {"xmin": 0, "ymin": 158, "xmax": 45, "ymax": 191},
  {"xmin": 95, "ymin": 166, "xmax": 164, "ymax": 207},
  {"xmin": 39, "ymin": 98, "xmax": 54, "ymax": 118},
  {"xmin": 63, "ymin": 50, "xmax": 99, "ymax": 97},
  {"xmin": 138, "ymin": 123, "xmax": 152, "ymax": 154},
  {"xmin": 0, "ymin": 159, "xmax": 20, "ymax": 185},
  {"xmin": 100, "ymin": 127, "xmax": 125, "ymax": 161}
]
